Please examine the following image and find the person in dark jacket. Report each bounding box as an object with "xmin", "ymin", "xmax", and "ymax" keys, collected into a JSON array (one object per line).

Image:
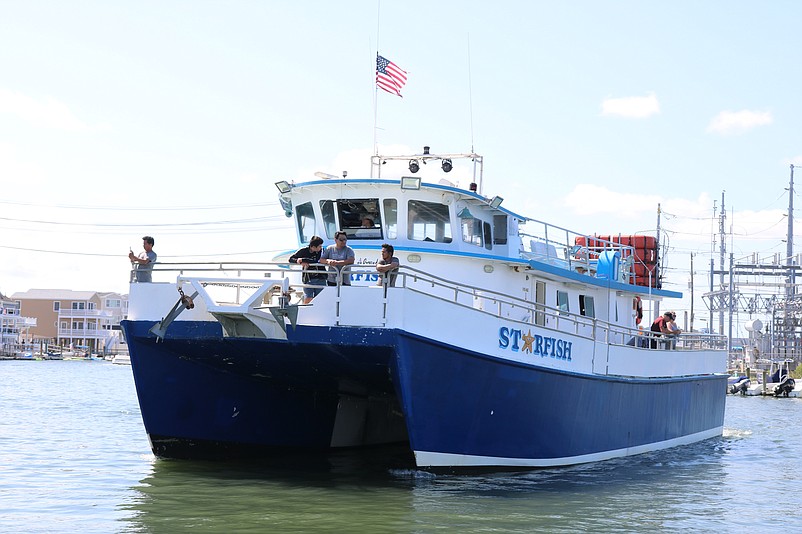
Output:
[
  {"xmin": 289, "ymin": 236, "xmax": 326, "ymax": 303},
  {"xmin": 649, "ymin": 312, "xmax": 673, "ymax": 349}
]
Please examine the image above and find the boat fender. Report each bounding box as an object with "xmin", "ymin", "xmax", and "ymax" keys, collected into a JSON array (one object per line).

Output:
[{"xmin": 773, "ymin": 377, "xmax": 795, "ymax": 397}]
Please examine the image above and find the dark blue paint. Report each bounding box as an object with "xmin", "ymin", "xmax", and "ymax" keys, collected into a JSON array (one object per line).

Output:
[{"xmin": 121, "ymin": 319, "xmax": 726, "ymax": 464}]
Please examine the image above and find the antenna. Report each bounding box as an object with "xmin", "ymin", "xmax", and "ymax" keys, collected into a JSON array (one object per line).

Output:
[{"xmin": 467, "ymin": 34, "xmax": 475, "ymax": 153}]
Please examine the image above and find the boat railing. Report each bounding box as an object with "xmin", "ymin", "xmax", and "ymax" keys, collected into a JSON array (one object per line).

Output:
[
  {"xmin": 519, "ymin": 223, "xmax": 640, "ymax": 283},
  {"xmin": 385, "ymin": 264, "xmax": 726, "ymax": 352},
  {"xmin": 138, "ymin": 261, "xmax": 725, "ymax": 352}
]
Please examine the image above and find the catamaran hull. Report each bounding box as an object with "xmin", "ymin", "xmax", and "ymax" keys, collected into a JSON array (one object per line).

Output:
[{"xmin": 122, "ymin": 320, "xmax": 726, "ymax": 467}]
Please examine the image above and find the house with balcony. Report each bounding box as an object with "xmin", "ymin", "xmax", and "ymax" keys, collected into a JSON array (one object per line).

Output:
[
  {"xmin": 1, "ymin": 292, "xmax": 37, "ymax": 357},
  {"xmin": 10, "ymin": 289, "xmax": 128, "ymax": 355}
]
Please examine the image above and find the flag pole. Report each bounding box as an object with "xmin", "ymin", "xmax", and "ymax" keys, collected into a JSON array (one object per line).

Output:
[{"xmin": 373, "ymin": 1, "xmax": 381, "ymax": 162}]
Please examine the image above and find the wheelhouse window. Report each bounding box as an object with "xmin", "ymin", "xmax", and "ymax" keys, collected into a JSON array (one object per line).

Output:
[
  {"xmin": 493, "ymin": 215, "xmax": 508, "ymax": 245},
  {"xmin": 295, "ymin": 202, "xmax": 316, "ymax": 244},
  {"xmin": 408, "ymin": 200, "xmax": 452, "ymax": 242},
  {"xmin": 320, "ymin": 199, "xmax": 382, "ymax": 240},
  {"xmin": 461, "ymin": 217, "xmax": 492, "ymax": 250},
  {"xmin": 579, "ymin": 295, "xmax": 595, "ymax": 318},
  {"xmin": 461, "ymin": 218, "xmax": 483, "ymax": 247},
  {"xmin": 382, "ymin": 199, "xmax": 398, "ymax": 239}
]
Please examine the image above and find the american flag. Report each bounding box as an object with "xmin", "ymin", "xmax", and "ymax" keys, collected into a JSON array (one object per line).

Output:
[{"xmin": 376, "ymin": 54, "xmax": 407, "ymax": 97}]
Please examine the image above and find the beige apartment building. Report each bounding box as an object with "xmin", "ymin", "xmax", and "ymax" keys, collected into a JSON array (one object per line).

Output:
[{"xmin": 10, "ymin": 289, "xmax": 128, "ymax": 354}]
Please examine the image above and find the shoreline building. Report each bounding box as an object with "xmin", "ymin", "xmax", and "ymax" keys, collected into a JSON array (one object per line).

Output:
[{"xmin": 10, "ymin": 289, "xmax": 128, "ymax": 355}]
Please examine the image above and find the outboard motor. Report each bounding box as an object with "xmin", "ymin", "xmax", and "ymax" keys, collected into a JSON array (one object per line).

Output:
[
  {"xmin": 773, "ymin": 376, "xmax": 796, "ymax": 397},
  {"xmin": 729, "ymin": 377, "xmax": 750, "ymax": 395}
]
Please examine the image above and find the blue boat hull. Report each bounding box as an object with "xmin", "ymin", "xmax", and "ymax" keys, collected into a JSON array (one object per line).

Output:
[
  {"xmin": 121, "ymin": 320, "xmax": 726, "ymax": 466},
  {"xmin": 392, "ymin": 333, "xmax": 726, "ymax": 466}
]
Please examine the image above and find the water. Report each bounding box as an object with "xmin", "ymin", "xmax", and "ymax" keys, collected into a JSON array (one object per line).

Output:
[{"xmin": 1, "ymin": 361, "xmax": 800, "ymax": 533}]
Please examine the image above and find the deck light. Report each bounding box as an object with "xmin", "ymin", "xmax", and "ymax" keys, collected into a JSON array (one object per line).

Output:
[
  {"xmin": 441, "ymin": 159, "xmax": 453, "ymax": 173},
  {"xmin": 401, "ymin": 176, "xmax": 421, "ymax": 190},
  {"xmin": 489, "ymin": 196, "xmax": 504, "ymax": 209},
  {"xmin": 457, "ymin": 207, "xmax": 474, "ymax": 219},
  {"xmin": 408, "ymin": 159, "xmax": 420, "ymax": 173},
  {"xmin": 275, "ymin": 181, "xmax": 291, "ymax": 194}
]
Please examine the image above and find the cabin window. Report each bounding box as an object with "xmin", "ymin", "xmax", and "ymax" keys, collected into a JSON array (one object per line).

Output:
[
  {"xmin": 320, "ymin": 199, "xmax": 382, "ymax": 240},
  {"xmin": 320, "ymin": 200, "xmax": 337, "ymax": 239},
  {"xmin": 579, "ymin": 295, "xmax": 595, "ymax": 318},
  {"xmin": 408, "ymin": 200, "xmax": 452, "ymax": 243},
  {"xmin": 483, "ymin": 221, "xmax": 492, "ymax": 250},
  {"xmin": 383, "ymin": 199, "xmax": 398, "ymax": 239},
  {"xmin": 493, "ymin": 215, "xmax": 508, "ymax": 245},
  {"xmin": 461, "ymin": 218, "xmax": 483, "ymax": 247},
  {"xmin": 557, "ymin": 291, "xmax": 569, "ymax": 315},
  {"xmin": 535, "ymin": 280, "xmax": 546, "ymax": 326},
  {"xmin": 295, "ymin": 202, "xmax": 316, "ymax": 244}
]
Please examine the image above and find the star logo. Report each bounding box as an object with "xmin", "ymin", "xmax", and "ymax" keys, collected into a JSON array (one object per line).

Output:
[{"xmin": 521, "ymin": 330, "xmax": 535, "ymax": 353}]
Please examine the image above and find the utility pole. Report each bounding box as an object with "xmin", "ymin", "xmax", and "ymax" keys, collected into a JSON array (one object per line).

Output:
[
  {"xmin": 787, "ymin": 164, "xmax": 795, "ymax": 299},
  {"xmin": 690, "ymin": 252, "xmax": 694, "ymax": 332},
  {"xmin": 656, "ymin": 203, "xmax": 662, "ymax": 288},
  {"xmin": 718, "ymin": 191, "xmax": 727, "ymax": 335}
]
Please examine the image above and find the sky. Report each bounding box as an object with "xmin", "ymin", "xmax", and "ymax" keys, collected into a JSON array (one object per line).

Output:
[{"xmin": 2, "ymin": 0, "xmax": 802, "ymax": 338}]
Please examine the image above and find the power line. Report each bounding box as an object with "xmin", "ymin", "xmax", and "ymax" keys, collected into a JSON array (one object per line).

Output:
[
  {"xmin": 0, "ymin": 215, "xmax": 285, "ymax": 228},
  {"xmin": 0, "ymin": 199, "xmax": 279, "ymax": 211},
  {"xmin": 0, "ymin": 244, "xmax": 289, "ymax": 258}
]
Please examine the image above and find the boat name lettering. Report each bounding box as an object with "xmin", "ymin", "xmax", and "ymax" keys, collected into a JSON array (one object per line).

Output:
[
  {"xmin": 349, "ymin": 273, "xmax": 380, "ymax": 282},
  {"xmin": 498, "ymin": 326, "xmax": 572, "ymax": 361}
]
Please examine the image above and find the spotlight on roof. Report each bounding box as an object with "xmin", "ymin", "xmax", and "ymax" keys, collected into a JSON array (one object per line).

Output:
[
  {"xmin": 408, "ymin": 159, "xmax": 420, "ymax": 173},
  {"xmin": 274, "ymin": 181, "xmax": 291, "ymax": 194},
  {"xmin": 441, "ymin": 159, "xmax": 453, "ymax": 173},
  {"xmin": 400, "ymin": 176, "xmax": 421, "ymax": 190},
  {"xmin": 489, "ymin": 196, "xmax": 504, "ymax": 209}
]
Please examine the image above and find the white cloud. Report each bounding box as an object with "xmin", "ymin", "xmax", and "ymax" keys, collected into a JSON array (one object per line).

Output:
[
  {"xmin": 0, "ymin": 143, "xmax": 45, "ymax": 186},
  {"xmin": 0, "ymin": 89, "xmax": 91, "ymax": 131},
  {"xmin": 563, "ymin": 184, "xmax": 661, "ymax": 218},
  {"xmin": 601, "ymin": 92, "xmax": 660, "ymax": 119},
  {"xmin": 707, "ymin": 109, "xmax": 772, "ymax": 135}
]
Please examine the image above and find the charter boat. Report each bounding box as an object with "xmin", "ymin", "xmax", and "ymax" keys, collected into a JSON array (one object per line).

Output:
[{"xmin": 121, "ymin": 148, "xmax": 728, "ymax": 469}]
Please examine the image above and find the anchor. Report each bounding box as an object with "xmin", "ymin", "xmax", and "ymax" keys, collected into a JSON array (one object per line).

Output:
[
  {"xmin": 260, "ymin": 278, "xmax": 300, "ymax": 333},
  {"xmin": 149, "ymin": 286, "xmax": 199, "ymax": 340}
]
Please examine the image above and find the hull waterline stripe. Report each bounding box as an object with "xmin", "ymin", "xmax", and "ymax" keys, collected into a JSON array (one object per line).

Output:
[{"xmin": 413, "ymin": 427, "xmax": 723, "ymax": 467}]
